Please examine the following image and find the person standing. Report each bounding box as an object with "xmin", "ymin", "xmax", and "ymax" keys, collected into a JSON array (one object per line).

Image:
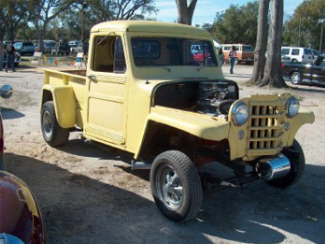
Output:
[
  {"xmin": 229, "ymin": 46, "xmax": 237, "ymax": 74},
  {"xmin": 0, "ymin": 43, "xmax": 4, "ymax": 71},
  {"xmin": 5, "ymin": 43, "xmax": 16, "ymax": 72}
]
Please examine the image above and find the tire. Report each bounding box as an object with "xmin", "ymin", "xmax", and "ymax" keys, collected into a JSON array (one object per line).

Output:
[
  {"xmin": 150, "ymin": 150, "xmax": 203, "ymax": 222},
  {"xmin": 290, "ymin": 72, "xmax": 301, "ymax": 85},
  {"xmin": 267, "ymin": 140, "xmax": 305, "ymax": 188},
  {"xmin": 41, "ymin": 101, "xmax": 69, "ymax": 146},
  {"xmin": 291, "ymin": 59, "xmax": 298, "ymax": 63}
]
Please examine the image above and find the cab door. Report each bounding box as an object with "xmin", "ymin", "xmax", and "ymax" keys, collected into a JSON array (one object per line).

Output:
[{"xmin": 85, "ymin": 34, "xmax": 128, "ymax": 145}]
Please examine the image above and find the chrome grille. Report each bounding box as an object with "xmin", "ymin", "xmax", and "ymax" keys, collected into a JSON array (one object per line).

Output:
[{"xmin": 248, "ymin": 104, "xmax": 284, "ymax": 150}]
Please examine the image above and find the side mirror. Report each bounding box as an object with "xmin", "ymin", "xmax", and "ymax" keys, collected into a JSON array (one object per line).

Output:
[{"xmin": 0, "ymin": 84, "xmax": 13, "ymax": 99}]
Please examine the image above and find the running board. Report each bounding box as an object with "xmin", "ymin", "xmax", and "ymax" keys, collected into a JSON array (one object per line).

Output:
[{"xmin": 131, "ymin": 161, "xmax": 152, "ymax": 170}]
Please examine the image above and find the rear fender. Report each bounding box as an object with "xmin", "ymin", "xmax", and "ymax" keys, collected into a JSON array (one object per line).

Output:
[{"xmin": 42, "ymin": 85, "xmax": 76, "ymax": 128}]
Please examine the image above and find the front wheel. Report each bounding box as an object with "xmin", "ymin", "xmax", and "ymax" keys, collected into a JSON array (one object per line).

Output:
[
  {"xmin": 41, "ymin": 101, "xmax": 69, "ymax": 147},
  {"xmin": 150, "ymin": 150, "xmax": 203, "ymax": 222},
  {"xmin": 267, "ymin": 140, "xmax": 305, "ymax": 188}
]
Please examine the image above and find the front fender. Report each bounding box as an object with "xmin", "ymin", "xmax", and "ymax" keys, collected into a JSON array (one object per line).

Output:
[
  {"xmin": 287, "ymin": 111, "xmax": 315, "ymax": 145},
  {"xmin": 42, "ymin": 85, "xmax": 76, "ymax": 128},
  {"xmin": 147, "ymin": 106, "xmax": 229, "ymax": 141}
]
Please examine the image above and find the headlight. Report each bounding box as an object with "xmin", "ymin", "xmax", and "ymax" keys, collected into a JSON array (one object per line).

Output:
[
  {"xmin": 287, "ymin": 96, "xmax": 299, "ymax": 117},
  {"xmin": 231, "ymin": 101, "xmax": 249, "ymax": 126}
]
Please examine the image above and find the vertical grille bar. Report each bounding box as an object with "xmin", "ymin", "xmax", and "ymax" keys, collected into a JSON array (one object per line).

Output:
[{"xmin": 248, "ymin": 103, "xmax": 284, "ymax": 152}]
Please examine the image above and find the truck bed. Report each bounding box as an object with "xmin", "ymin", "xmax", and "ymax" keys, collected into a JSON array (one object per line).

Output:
[
  {"xmin": 43, "ymin": 69, "xmax": 87, "ymax": 129},
  {"xmin": 43, "ymin": 69, "xmax": 87, "ymax": 86}
]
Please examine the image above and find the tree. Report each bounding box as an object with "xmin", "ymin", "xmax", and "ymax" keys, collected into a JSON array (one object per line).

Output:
[
  {"xmin": 260, "ymin": 0, "xmax": 286, "ymax": 87},
  {"xmin": 210, "ymin": 2, "xmax": 259, "ymax": 46},
  {"xmin": 251, "ymin": 0, "xmax": 269, "ymax": 84},
  {"xmin": 175, "ymin": 0, "xmax": 197, "ymax": 25},
  {"xmin": 30, "ymin": 0, "xmax": 75, "ymax": 51},
  {"xmin": 0, "ymin": 0, "xmax": 30, "ymax": 41},
  {"xmin": 283, "ymin": 0, "xmax": 325, "ymax": 50},
  {"xmin": 86, "ymin": 0, "xmax": 157, "ymax": 22}
]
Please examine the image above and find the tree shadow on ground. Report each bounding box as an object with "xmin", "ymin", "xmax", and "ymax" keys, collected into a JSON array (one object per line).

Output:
[{"xmin": 0, "ymin": 107, "xmax": 25, "ymax": 119}]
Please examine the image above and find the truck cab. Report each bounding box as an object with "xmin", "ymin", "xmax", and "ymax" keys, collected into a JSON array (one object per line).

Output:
[{"xmin": 41, "ymin": 21, "xmax": 314, "ymax": 222}]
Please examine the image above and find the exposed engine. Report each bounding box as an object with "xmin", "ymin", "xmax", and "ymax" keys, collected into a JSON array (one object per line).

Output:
[
  {"xmin": 154, "ymin": 80, "xmax": 239, "ymax": 116},
  {"xmin": 196, "ymin": 81, "xmax": 238, "ymax": 115}
]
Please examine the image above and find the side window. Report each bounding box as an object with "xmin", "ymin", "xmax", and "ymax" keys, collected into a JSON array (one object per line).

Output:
[
  {"xmin": 291, "ymin": 49, "xmax": 300, "ymax": 55},
  {"xmin": 92, "ymin": 36, "xmax": 126, "ymax": 73},
  {"xmin": 304, "ymin": 49, "xmax": 312, "ymax": 55}
]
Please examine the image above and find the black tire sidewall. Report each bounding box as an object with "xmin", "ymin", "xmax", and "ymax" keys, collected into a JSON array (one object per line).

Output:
[
  {"xmin": 268, "ymin": 140, "xmax": 305, "ymax": 188},
  {"xmin": 41, "ymin": 101, "xmax": 69, "ymax": 146},
  {"xmin": 150, "ymin": 151, "xmax": 202, "ymax": 222},
  {"xmin": 41, "ymin": 102, "xmax": 56, "ymax": 142}
]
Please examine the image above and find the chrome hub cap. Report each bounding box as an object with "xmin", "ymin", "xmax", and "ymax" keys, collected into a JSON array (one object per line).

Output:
[
  {"xmin": 42, "ymin": 111, "xmax": 53, "ymax": 138},
  {"xmin": 291, "ymin": 73, "xmax": 300, "ymax": 84},
  {"xmin": 156, "ymin": 166, "xmax": 183, "ymax": 210}
]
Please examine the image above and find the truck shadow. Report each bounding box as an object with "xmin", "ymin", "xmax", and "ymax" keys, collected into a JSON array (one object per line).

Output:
[
  {"xmin": 57, "ymin": 137, "xmax": 133, "ymax": 162},
  {"xmin": 5, "ymin": 153, "xmax": 215, "ymax": 244},
  {"xmin": 54, "ymin": 138, "xmax": 324, "ymax": 244},
  {"xmin": 121, "ymin": 163, "xmax": 324, "ymax": 244}
]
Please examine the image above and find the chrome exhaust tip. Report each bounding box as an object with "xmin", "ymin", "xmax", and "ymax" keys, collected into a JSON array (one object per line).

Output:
[{"xmin": 257, "ymin": 154, "xmax": 291, "ymax": 181}]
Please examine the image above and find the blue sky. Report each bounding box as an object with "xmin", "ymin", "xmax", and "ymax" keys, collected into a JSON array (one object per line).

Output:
[{"xmin": 150, "ymin": 0, "xmax": 304, "ymax": 25}]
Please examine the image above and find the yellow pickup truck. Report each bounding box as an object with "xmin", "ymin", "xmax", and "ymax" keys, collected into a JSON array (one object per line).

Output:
[{"xmin": 41, "ymin": 21, "xmax": 314, "ymax": 222}]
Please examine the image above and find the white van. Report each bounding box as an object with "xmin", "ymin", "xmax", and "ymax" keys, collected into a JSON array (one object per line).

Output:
[{"xmin": 281, "ymin": 47, "xmax": 314, "ymax": 63}]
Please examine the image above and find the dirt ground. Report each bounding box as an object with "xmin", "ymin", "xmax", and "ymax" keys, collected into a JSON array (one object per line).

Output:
[{"xmin": 0, "ymin": 64, "xmax": 324, "ymax": 244}]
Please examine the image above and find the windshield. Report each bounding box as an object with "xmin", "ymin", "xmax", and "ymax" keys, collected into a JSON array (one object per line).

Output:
[
  {"xmin": 45, "ymin": 42, "xmax": 56, "ymax": 48},
  {"xmin": 14, "ymin": 42, "xmax": 23, "ymax": 49},
  {"xmin": 281, "ymin": 48, "xmax": 290, "ymax": 55},
  {"xmin": 24, "ymin": 42, "xmax": 34, "ymax": 46},
  {"xmin": 131, "ymin": 37, "xmax": 217, "ymax": 67}
]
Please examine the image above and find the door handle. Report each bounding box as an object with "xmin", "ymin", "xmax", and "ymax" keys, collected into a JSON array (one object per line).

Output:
[{"xmin": 87, "ymin": 75, "xmax": 97, "ymax": 82}]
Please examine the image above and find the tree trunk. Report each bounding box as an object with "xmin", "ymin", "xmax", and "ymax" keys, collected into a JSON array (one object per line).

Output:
[
  {"xmin": 38, "ymin": 23, "xmax": 48, "ymax": 53},
  {"xmin": 260, "ymin": 0, "xmax": 286, "ymax": 87},
  {"xmin": 175, "ymin": 0, "xmax": 197, "ymax": 25},
  {"xmin": 252, "ymin": 0, "xmax": 270, "ymax": 84},
  {"xmin": 8, "ymin": 25, "xmax": 15, "ymax": 42}
]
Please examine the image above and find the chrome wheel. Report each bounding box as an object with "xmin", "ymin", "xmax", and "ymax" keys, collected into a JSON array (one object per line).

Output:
[
  {"xmin": 42, "ymin": 110, "xmax": 53, "ymax": 139},
  {"xmin": 156, "ymin": 166, "xmax": 184, "ymax": 210},
  {"xmin": 290, "ymin": 72, "xmax": 301, "ymax": 85}
]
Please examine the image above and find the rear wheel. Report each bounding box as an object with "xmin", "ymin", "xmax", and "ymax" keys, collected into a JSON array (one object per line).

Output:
[
  {"xmin": 41, "ymin": 101, "xmax": 69, "ymax": 146},
  {"xmin": 267, "ymin": 140, "xmax": 305, "ymax": 188},
  {"xmin": 150, "ymin": 150, "xmax": 203, "ymax": 222}
]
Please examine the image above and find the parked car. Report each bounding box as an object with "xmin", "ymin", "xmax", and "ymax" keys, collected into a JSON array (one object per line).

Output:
[
  {"xmin": 57, "ymin": 41, "xmax": 70, "ymax": 56},
  {"xmin": 282, "ymin": 56, "xmax": 325, "ymax": 86},
  {"xmin": 281, "ymin": 46, "xmax": 314, "ymax": 63},
  {"xmin": 0, "ymin": 85, "xmax": 46, "ymax": 244},
  {"xmin": 43, "ymin": 40, "xmax": 56, "ymax": 54},
  {"xmin": 222, "ymin": 44, "xmax": 254, "ymax": 64},
  {"xmin": 13, "ymin": 41, "xmax": 35, "ymax": 56},
  {"xmin": 40, "ymin": 21, "xmax": 314, "ymax": 222}
]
